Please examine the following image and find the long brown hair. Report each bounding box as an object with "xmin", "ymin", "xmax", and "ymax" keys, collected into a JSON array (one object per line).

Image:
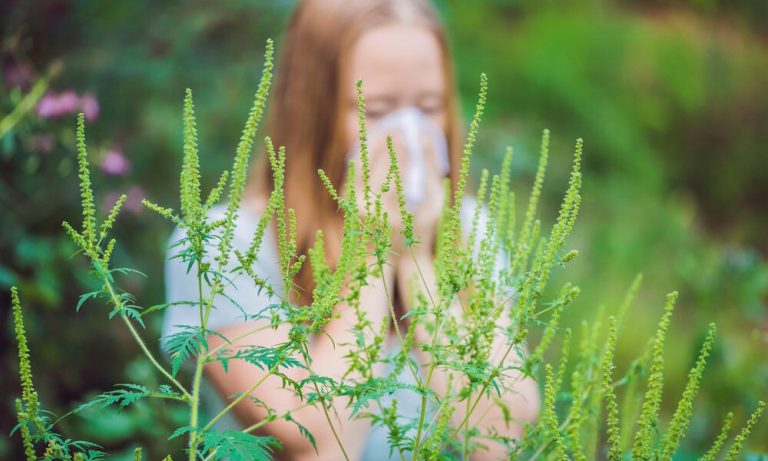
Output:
[{"xmin": 249, "ymin": 0, "xmax": 462, "ymax": 305}]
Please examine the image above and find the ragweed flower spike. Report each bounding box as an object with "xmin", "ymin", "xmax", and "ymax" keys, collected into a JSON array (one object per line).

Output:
[
  {"xmin": 495, "ymin": 146, "xmax": 514, "ymax": 246},
  {"xmin": 12, "ymin": 288, "xmax": 40, "ymax": 429},
  {"xmin": 12, "ymin": 287, "xmax": 47, "ymax": 461},
  {"xmin": 601, "ymin": 316, "xmax": 621, "ymax": 460},
  {"xmin": 542, "ymin": 363, "xmax": 568, "ymax": 458},
  {"xmin": 99, "ymin": 193, "xmax": 127, "ymax": 245},
  {"xmin": 658, "ymin": 322, "xmax": 717, "ymax": 458},
  {"xmin": 15, "ymin": 398, "xmax": 36, "ymax": 461},
  {"xmin": 440, "ymin": 73, "xmax": 487, "ymax": 294},
  {"xmin": 356, "ymin": 80, "xmax": 373, "ymax": 216},
  {"xmin": 218, "ymin": 38, "xmax": 274, "ymax": 268},
  {"xmin": 76, "ymin": 113, "xmax": 97, "ymax": 249},
  {"xmin": 180, "ymin": 88, "xmax": 201, "ymax": 223},
  {"xmin": 512, "ymin": 128, "xmax": 549, "ymax": 274},
  {"xmin": 616, "ymin": 273, "xmax": 643, "ymax": 331},
  {"xmin": 700, "ymin": 412, "xmax": 734, "ymax": 461},
  {"xmin": 632, "ymin": 291, "xmax": 677, "ymax": 459},
  {"xmin": 723, "ymin": 400, "xmax": 766, "ymax": 461},
  {"xmin": 386, "ymin": 136, "xmax": 414, "ymax": 246}
]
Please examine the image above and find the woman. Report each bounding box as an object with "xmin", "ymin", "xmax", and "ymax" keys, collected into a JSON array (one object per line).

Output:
[{"xmin": 164, "ymin": 0, "xmax": 539, "ymax": 459}]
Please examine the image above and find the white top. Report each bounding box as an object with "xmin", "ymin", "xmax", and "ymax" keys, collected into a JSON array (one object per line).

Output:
[{"xmin": 163, "ymin": 197, "xmax": 499, "ymax": 460}]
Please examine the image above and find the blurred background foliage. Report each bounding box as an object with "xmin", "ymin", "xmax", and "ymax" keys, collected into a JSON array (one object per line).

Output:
[{"xmin": 1, "ymin": 0, "xmax": 766, "ymax": 459}]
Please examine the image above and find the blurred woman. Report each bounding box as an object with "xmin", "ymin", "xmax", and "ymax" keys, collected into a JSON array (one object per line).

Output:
[{"xmin": 164, "ymin": 0, "xmax": 539, "ymax": 459}]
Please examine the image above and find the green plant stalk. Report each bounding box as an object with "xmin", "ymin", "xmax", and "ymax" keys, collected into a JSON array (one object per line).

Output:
[
  {"xmin": 0, "ymin": 72, "xmax": 51, "ymax": 138},
  {"xmin": 408, "ymin": 248, "xmax": 448, "ymax": 458},
  {"xmin": 121, "ymin": 317, "xmax": 192, "ymax": 399},
  {"xmin": 441, "ymin": 339, "xmax": 517, "ymax": 447},
  {"xmin": 96, "ymin": 260, "xmax": 191, "ymax": 400},
  {"xmin": 241, "ymin": 401, "xmax": 315, "ymax": 434},
  {"xmin": 307, "ymin": 363, "xmax": 351, "ymax": 461},
  {"xmin": 379, "ymin": 253, "xmax": 432, "ymax": 458},
  {"xmin": 187, "ymin": 268, "xmax": 207, "ymax": 461},
  {"xmin": 462, "ymin": 389, "xmax": 472, "ymax": 460},
  {"xmin": 202, "ymin": 360, "xmax": 283, "ymax": 432},
  {"xmin": 203, "ymin": 324, "xmax": 276, "ymax": 360},
  {"xmin": 378, "ymin": 260, "xmax": 419, "ymax": 383}
]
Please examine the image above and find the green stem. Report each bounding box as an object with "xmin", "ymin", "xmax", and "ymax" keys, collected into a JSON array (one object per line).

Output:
[
  {"xmin": 240, "ymin": 401, "xmax": 314, "ymax": 434},
  {"xmin": 297, "ymin": 339, "xmax": 350, "ymax": 461},
  {"xmin": 188, "ymin": 268, "xmax": 208, "ymax": 461},
  {"xmin": 408, "ymin": 249, "xmax": 446, "ymax": 458},
  {"xmin": 188, "ymin": 354, "xmax": 205, "ymax": 461},
  {"xmin": 311, "ymin": 377, "xmax": 351, "ymax": 461},
  {"xmin": 203, "ymin": 323, "xmax": 274, "ymax": 360},
  {"xmin": 413, "ymin": 394, "xmax": 429, "ymax": 460},
  {"xmin": 443, "ymin": 341, "xmax": 516, "ymax": 446},
  {"xmin": 202, "ymin": 360, "xmax": 283, "ymax": 432},
  {"xmin": 94, "ymin": 255, "xmax": 190, "ymax": 398},
  {"xmin": 121, "ymin": 317, "xmax": 191, "ymax": 398},
  {"xmin": 462, "ymin": 390, "xmax": 472, "ymax": 460},
  {"xmin": 378, "ymin": 261, "xmax": 421, "ymax": 384},
  {"xmin": 0, "ymin": 73, "xmax": 50, "ymax": 138}
]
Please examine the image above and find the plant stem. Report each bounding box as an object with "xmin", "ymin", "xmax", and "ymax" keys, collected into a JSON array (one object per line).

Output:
[
  {"xmin": 240, "ymin": 401, "xmax": 314, "ymax": 433},
  {"xmin": 444, "ymin": 341, "xmax": 516, "ymax": 444},
  {"xmin": 312, "ymin": 378, "xmax": 351, "ymax": 461},
  {"xmin": 378, "ymin": 261, "xmax": 420, "ymax": 384},
  {"xmin": 408, "ymin": 249, "xmax": 446, "ymax": 458},
  {"xmin": 188, "ymin": 268, "xmax": 208, "ymax": 461},
  {"xmin": 0, "ymin": 72, "xmax": 50, "ymax": 138},
  {"xmin": 98, "ymin": 262, "xmax": 191, "ymax": 399},
  {"xmin": 203, "ymin": 324, "xmax": 274, "ymax": 360},
  {"xmin": 188, "ymin": 354, "xmax": 205, "ymax": 461},
  {"xmin": 120, "ymin": 317, "xmax": 191, "ymax": 398},
  {"xmin": 202, "ymin": 360, "xmax": 282, "ymax": 432},
  {"xmin": 463, "ymin": 390, "xmax": 472, "ymax": 460}
]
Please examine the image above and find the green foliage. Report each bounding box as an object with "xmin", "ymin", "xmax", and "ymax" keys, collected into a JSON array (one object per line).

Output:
[
  {"xmin": 724, "ymin": 401, "xmax": 766, "ymax": 461},
  {"xmin": 8, "ymin": 38, "xmax": 765, "ymax": 461},
  {"xmin": 12, "ymin": 288, "xmax": 107, "ymax": 461},
  {"xmin": 700, "ymin": 412, "xmax": 734, "ymax": 461},
  {"xmin": 601, "ymin": 316, "xmax": 621, "ymax": 460},
  {"xmin": 199, "ymin": 430, "xmax": 279, "ymax": 461},
  {"xmin": 658, "ymin": 322, "xmax": 716, "ymax": 458},
  {"xmin": 632, "ymin": 291, "xmax": 677, "ymax": 459}
]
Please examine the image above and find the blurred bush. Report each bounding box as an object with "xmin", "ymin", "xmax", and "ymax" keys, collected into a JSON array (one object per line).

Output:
[{"xmin": 2, "ymin": 0, "xmax": 766, "ymax": 458}]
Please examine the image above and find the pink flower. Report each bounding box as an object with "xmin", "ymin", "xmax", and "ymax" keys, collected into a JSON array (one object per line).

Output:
[
  {"xmin": 36, "ymin": 90, "xmax": 100, "ymax": 121},
  {"xmin": 80, "ymin": 92, "xmax": 100, "ymax": 121},
  {"xmin": 100, "ymin": 146, "xmax": 131, "ymax": 176},
  {"xmin": 36, "ymin": 92, "xmax": 63, "ymax": 118}
]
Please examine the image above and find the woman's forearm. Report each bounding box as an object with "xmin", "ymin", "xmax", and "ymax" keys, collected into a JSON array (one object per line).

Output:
[{"xmin": 203, "ymin": 257, "xmax": 395, "ymax": 460}]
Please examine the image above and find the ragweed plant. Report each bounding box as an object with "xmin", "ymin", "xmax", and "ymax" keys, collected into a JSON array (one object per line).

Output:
[{"xmin": 10, "ymin": 38, "xmax": 765, "ymax": 460}]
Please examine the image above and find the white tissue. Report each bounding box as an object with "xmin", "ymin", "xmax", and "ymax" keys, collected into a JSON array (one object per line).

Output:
[{"xmin": 348, "ymin": 107, "xmax": 449, "ymax": 210}]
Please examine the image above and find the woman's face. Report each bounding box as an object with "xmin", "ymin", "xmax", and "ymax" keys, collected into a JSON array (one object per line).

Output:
[{"xmin": 344, "ymin": 23, "xmax": 447, "ymax": 149}]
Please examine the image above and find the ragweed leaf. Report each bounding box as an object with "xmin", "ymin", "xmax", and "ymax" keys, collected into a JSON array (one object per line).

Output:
[
  {"xmin": 162, "ymin": 325, "xmax": 209, "ymax": 376},
  {"xmin": 74, "ymin": 384, "xmax": 150, "ymax": 413},
  {"xmin": 200, "ymin": 429, "xmax": 280, "ymax": 461}
]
